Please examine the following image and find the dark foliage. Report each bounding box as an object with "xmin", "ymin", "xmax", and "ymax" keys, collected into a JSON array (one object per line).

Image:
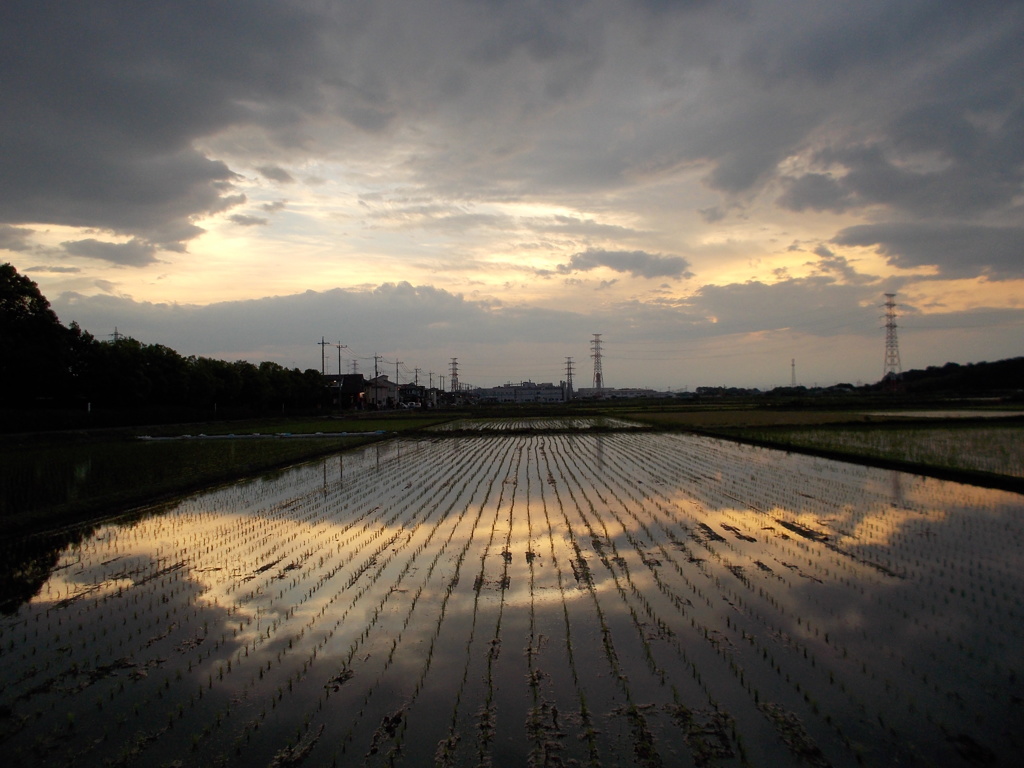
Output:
[
  {"xmin": 1, "ymin": 263, "xmax": 327, "ymax": 425},
  {"xmin": 895, "ymin": 358, "xmax": 1024, "ymax": 396}
]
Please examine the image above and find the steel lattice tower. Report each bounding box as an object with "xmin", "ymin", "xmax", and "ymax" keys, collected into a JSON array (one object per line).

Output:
[
  {"xmin": 590, "ymin": 334, "xmax": 604, "ymax": 390},
  {"xmin": 883, "ymin": 293, "xmax": 902, "ymax": 388},
  {"xmin": 449, "ymin": 358, "xmax": 459, "ymax": 392},
  {"xmin": 565, "ymin": 356, "xmax": 574, "ymax": 399}
]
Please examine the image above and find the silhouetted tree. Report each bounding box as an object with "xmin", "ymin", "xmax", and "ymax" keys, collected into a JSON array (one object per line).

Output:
[{"xmin": 0, "ymin": 262, "xmax": 74, "ymax": 402}]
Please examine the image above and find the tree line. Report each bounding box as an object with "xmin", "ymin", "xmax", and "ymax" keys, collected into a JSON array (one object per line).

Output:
[{"xmin": 1, "ymin": 263, "xmax": 325, "ymax": 427}]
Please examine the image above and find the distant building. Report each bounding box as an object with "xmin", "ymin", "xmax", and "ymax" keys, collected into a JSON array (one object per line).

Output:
[
  {"xmin": 366, "ymin": 375, "xmax": 398, "ymax": 409},
  {"xmin": 399, "ymin": 382, "xmax": 430, "ymax": 407},
  {"xmin": 576, "ymin": 387, "xmax": 673, "ymax": 400},
  {"xmin": 324, "ymin": 373, "xmax": 366, "ymax": 409},
  {"xmin": 472, "ymin": 381, "xmax": 567, "ymax": 403}
]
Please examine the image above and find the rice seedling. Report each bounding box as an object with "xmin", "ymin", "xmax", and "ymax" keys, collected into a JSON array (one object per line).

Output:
[{"xmin": 1, "ymin": 424, "xmax": 1021, "ymax": 765}]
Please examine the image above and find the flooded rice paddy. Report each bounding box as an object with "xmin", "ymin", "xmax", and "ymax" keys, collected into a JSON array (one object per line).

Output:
[
  {"xmin": 1, "ymin": 430, "xmax": 1022, "ymax": 766},
  {"xmin": 429, "ymin": 415, "xmax": 645, "ymax": 431}
]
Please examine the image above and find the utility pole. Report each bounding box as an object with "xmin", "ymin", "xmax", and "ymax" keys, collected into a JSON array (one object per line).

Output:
[
  {"xmin": 351, "ymin": 360, "xmax": 358, "ymax": 375},
  {"xmin": 394, "ymin": 359, "xmax": 402, "ymax": 385},
  {"xmin": 590, "ymin": 334, "xmax": 603, "ymax": 390},
  {"xmin": 414, "ymin": 367, "xmax": 420, "ymax": 386},
  {"xmin": 449, "ymin": 358, "xmax": 459, "ymax": 392},
  {"xmin": 429, "ymin": 371, "xmax": 434, "ymax": 389},
  {"xmin": 374, "ymin": 354, "xmax": 381, "ymax": 380},
  {"xmin": 319, "ymin": 337, "xmax": 330, "ymax": 376},
  {"xmin": 791, "ymin": 358, "xmax": 796, "ymax": 387},
  {"xmin": 334, "ymin": 342, "xmax": 348, "ymax": 377},
  {"xmin": 565, "ymin": 356, "xmax": 575, "ymax": 400},
  {"xmin": 882, "ymin": 293, "xmax": 902, "ymax": 391}
]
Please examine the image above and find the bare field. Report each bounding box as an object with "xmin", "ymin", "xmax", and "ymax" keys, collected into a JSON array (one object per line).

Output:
[{"xmin": 1, "ymin": 431, "xmax": 1022, "ymax": 766}]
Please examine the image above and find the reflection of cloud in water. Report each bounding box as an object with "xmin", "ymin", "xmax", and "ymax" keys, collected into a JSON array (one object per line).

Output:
[{"xmin": 2, "ymin": 434, "xmax": 1022, "ymax": 766}]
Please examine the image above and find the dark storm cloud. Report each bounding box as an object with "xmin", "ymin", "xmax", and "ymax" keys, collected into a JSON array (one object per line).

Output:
[
  {"xmin": 0, "ymin": 0, "xmax": 325, "ymax": 244},
  {"xmin": 1, "ymin": 0, "xmax": 1022, "ymax": 288},
  {"xmin": 834, "ymin": 223, "xmax": 1024, "ymax": 280},
  {"xmin": 556, "ymin": 250, "xmax": 693, "ymax": 280},
  {"xmin": 777, "ymin": 174, "xmax": 856, "ymax": 213},
  {"xmin": 765, "ymin": 3, "xmax": 1024, "ymax": 230},
  {"xmin": 61, "ymin": 238, "xmax": 160, "ymax": 267}
]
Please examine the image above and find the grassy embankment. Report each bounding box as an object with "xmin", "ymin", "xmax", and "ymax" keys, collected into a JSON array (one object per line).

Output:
[
  {"xmin": 625, "ymin": 406, "xmax": 1024, "ymax": 493},
  {"xmin": 0, "ymin": 412, "xmax": 458, "ymax": 535}
]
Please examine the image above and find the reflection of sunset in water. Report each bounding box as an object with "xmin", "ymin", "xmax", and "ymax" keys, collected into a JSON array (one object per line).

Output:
[{"xmin": 2, "ymin": 434, "xmax": 1022, "ymax": 767}]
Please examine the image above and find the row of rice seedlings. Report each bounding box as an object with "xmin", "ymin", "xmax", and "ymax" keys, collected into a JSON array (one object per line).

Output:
[
  {"xmin": 596, "ymin": 436, "xmax": 833, "ymax": 763},
  {"xmin": 1, "ymin": 467, "xmax": 349, "ymax": 697},
  {"xmin": 1, "ymin": 441, "xmax": 444, "ymax": 764},
  {"xmin": 575, "ymin": 432, "xmax": 888, "ymax": 755},
  {"xmin": 429, "ymin": 416, "xmax": 643, "ymax": 432},
  {"xmin": 531, "ymin": 438, "xmax": 603, "ymax": 765},
  {"xmin": 297, "ymin": 436, "xmax": 515, "ymax": 764},
  {"xmin": 681, "ymin": 434, "xmax": 1024, "ymax": 664},
  {"xmin": 3, "ymin": 430, "xmax": 1020, "ymax": 765},
  {"xmin": 545, "ymin": 433, "xmax": 768, "ymax": 765},
  {"xmin": 211, "ymin": 439, "xmax": 485, "ymax": 760},
  {"xmin": 521, "ymin": 439, "xmax": 555, "ymax": 764},
  {"xmin": 140, "ymin": 448, "xmax": 428, "ymax": 765},
  {"xmin": 742, "ymin": 424, "xmax": 1024, "ymax": 478},
  {"xmin": 222, "ymin": 436, "xmax": 493, "ymax": 765},
  {"xmin": 182, "ymin": 444, "xmax": 445, "ymax": 759},
  {"xmin": 429, "ymin": 439, "xmax": 530, "ymax": 767},
  {"xmin": 610, "ymin": 435, "xmax": 877, "ymax": 760},
  {"xmin": 347, "ymin": 438, "xmax": 528, "ymax": 766},
  {"xmin": 468, "ymin": 439, "xmax": 526, "ymax": 766},
  {"xmin": 535, "ymin": 434, "xmax": 721, "ymax": 766},
  {"xmin": 216, "ymin": 437, "xmax": 498, "ymax": 764},
  {"xmin": 613, "ymin": 430, "xmax": 1024, "ymax": 765}
]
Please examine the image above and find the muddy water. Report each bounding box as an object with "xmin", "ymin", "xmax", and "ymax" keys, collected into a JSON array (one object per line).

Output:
[{"xmin": 1, "ymin": 432, "xmax": 1021, "ymax": 766}]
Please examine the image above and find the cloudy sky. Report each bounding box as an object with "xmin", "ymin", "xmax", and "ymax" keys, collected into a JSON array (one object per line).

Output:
[{"xmin": 3, "ymin": 1, "xmax": 1022, "ymax": 390}]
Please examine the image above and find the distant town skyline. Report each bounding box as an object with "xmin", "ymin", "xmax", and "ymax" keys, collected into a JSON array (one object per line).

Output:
[{"xmin": 3, "ymin": 2, "xmax": 1022, "ymax": 389}]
